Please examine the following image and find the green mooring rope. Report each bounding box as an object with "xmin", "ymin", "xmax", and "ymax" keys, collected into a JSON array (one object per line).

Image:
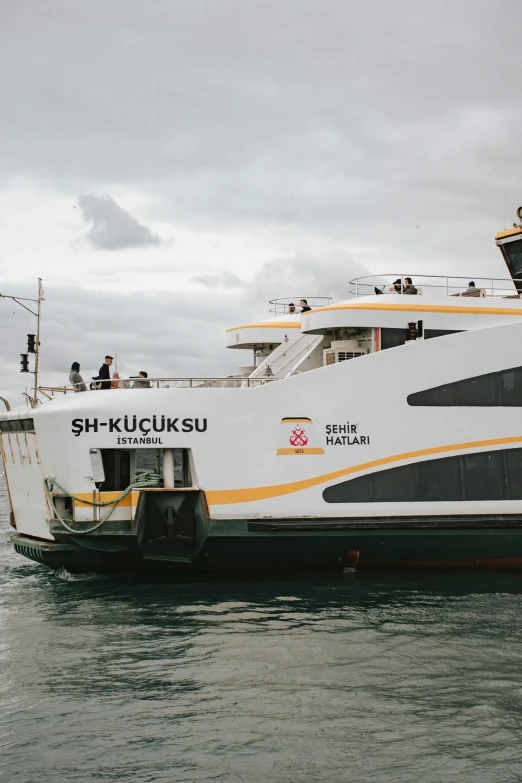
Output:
[{"xmin": 44, "ymin": 471, "xmax": 162, "ymax": 535}]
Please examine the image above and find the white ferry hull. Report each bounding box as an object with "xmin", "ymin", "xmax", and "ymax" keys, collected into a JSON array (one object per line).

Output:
[{"xmin": 5, "ymin": 311, "xmax": 522, "ymax": 576}]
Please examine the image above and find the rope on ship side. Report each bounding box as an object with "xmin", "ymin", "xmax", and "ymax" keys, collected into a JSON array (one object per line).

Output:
[{"xmin": 43, "ymin": 472, "xmax": 162, "ymax": 534}]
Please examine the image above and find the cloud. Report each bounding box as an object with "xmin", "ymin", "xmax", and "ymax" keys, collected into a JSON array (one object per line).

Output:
[
  {"xmin": 190, "ymin": 271, "xmax": 245, "ymax": 289},
  {"xmin": 77, "ymin": 194, "xmax": 162, "ymax": 251}
]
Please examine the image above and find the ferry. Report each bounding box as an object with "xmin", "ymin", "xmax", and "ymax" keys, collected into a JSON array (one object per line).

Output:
[{"xmin": 4, "ymin": 215, "xmax": 522, "ymax": 574}]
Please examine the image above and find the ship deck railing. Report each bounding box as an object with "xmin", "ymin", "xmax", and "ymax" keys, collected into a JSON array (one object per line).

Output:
[
  {"xmin": 37, "ymin": 377, "xmax": 277, "ymax": 397},
  {"xmin": 269, "ymin": 296, "xmax": 334, "ymax": 314},
  {"xmin": 350, "ymin": 274, "xmax": 522, "ymax": 299}
]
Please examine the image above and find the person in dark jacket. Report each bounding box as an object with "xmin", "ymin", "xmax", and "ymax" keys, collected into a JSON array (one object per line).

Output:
[
  {"xmin": 403, "ymin": 277, "xmax": 417, "ymax": 295},
  {"xmin": 300, "ymin": 299, "xmax": 312, "ymax": 313},
  {"xmin": 69, "ymin": 362, "xmax": 87, "ymax": 392},
  {"xmin": 92, "ymin": 355, "xmax": 113, "ymax": 390}
]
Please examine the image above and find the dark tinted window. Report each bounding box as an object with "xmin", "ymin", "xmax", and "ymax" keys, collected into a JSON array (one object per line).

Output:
[
  {"xmin": 381, "ymin": 328, "xmax": 408, "ymax": 350},
  {"xmin": 323, "ymin": 449, "xmax": 516, "ymax": 503},
  {"xmin": 462, "ymin": 451, "xmax": 504, "ymax": 501},
  {"xmin": 424, "ymin": 329, "xmax": 462, "ymax": 340},
  {"xmin": 382, "ymin": 329, "xmax": 463, "ymax": 350},
  {"xmin": 0, "ymin": 419, "xmax": 35, "ymax": 432},
  {"xmin": 500, "ymin": 238, "xmax": 522, "ymax": 292},
  {"xmin": 411, "ymin": 383, "xmax": 455, "ymax": 406},
  {"xmin": 500, "ymin": 368, "xmax": 522, "ymax": 406},
  {"xmin": 417, "ymin": 455, "xmax": 462, "ymax": 501},
  {"xmin": 455, "ymin": 373, "xmax": 499, "ymax": 406},
  {"xmin": 505, "ymin": 449, "xmax": 522, "ymax": 499},
  {"xmin": 323, "ymin": 473, "xmax": 371, "ymax": 503},
  {"xmin": 371, "ymin": 464, "xmax": 416, "ymax": 502},
  {"xmin": 408, "ymin": 367, "xmax": 522, "ymax": 406},
  {"xmin": 101, "ymin": 449, "xmax": 131, "ymax": 491}
]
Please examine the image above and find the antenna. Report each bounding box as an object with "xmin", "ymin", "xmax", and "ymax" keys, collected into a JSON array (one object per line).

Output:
[
  {"xmin": 33, "ymin": 278, "xmax": 43, "ymax": 403},
  {"xmin": 505, "ymin": 192, "xmax": 507, "ymax": 230}
]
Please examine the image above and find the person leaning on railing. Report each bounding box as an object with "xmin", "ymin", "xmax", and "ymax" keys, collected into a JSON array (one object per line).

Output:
[{"xmin": 132, "ymin": 371, "xmax": 151, "ymax": 389}]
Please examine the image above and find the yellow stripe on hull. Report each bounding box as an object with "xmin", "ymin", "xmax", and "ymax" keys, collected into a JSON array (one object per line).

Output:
[
  {"xmin": 73, "ymin": 490, "xmax": 141, "ymax": 508},
  {"xmin": 277, "ymin": 448, "xmax": 325, "ymax": 455}
]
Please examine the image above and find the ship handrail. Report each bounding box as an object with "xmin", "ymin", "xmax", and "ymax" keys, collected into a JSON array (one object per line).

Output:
[
  {"xmin": 269, "ymin": 296, "xmax": 334, "ymax": 314},
  {"xmin": 273, "ymin": 335, "xmax": 322, "ymax": 376},
  {"xmin": 37, "ymin": 376, "xmax": 278, "ymax": 395},
  {"xmin": 349, "ymin": 273, "xmax": 522, "ymax": 299}
]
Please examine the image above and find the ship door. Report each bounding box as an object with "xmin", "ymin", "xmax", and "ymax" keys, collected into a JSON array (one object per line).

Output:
[{"xmin": 0, "ymin": 420, "xmax": 52, "ymax": 540}]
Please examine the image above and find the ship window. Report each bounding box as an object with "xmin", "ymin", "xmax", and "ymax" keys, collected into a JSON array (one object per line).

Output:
[
  {"xmin": 371, "ymin": 464, "xmax": 416, "ymax": 502},
  {"xmin": 324, "ymin": 474, "xmax": 371, "ymax": 503},
  {"xmin": 412, "ymin": 383, "xmax": 455, "ymax": 406},
  {"xmin": 323, "ymin": 448, "xmax": 515, "ymax": 503},
  {"xmin": 424, "ymin": 329, "xmax": 462, "ymax": 340},
  {"xmin": 100, "ymin": 449, "xmax": 131, "ymax": 491},
  {"xmin": 505, "ymin": 449, "xmax": 522, "ymax": 499},
  {"xmin": 455, "ymin": 373, "xmax": 500, "ymax": 406},
  {"xmin": 500, "ymin": 238, "xmax": 522, "ymax": 292},
  {"xmin": 462, "ymin": 451, "xmax": 504, "ymax": 501},
  {"xmin": 381, "ymin": 328, "xmax": 463, "ymax": 351},
  {"xmin": 500, "ymin": 368, "xmax": 522, "ymax": 405},
  {"xmin": 0, "ymin": 419, "xmax": 35, "ymax": 432},
  {"xmin": 381, "ymin": 328, "xmax": 409, "ymax": 350},
  {"xmin": 408, "ymin": 367, "xmax": 522, "ymax": 406},
  {"xmin": 417, "ymin": 455, "xmax": 462, "ymax": 501}
]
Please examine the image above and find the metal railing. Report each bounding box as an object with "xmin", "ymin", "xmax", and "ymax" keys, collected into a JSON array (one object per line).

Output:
[
  {"xmin": 37, "ymin": 376, "xmax": 277, "ymax": 396},
  {"xmin": 269, "ymin": 296, "xmax": 334, "ymax": 315},
  {"xmin": 349, "ymin": 274, "xmax": 522, "ymax": 299}
]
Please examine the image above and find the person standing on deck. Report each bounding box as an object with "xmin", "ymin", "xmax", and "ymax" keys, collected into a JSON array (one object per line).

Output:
[
  {"xmin": 92, "ymin": 355, "xmax": 113, "ymax": 390},
  {"xmin": 69, "ymin": 362, "xmax": 87, "ymax": 392}
]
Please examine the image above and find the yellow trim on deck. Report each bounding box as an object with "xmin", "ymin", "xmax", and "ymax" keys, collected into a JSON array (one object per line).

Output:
[
  {"xmin": 206, "ymin": 435, "xmax": 522, "ymax": 506},
  {"xmin": 312, "ymin": 302, "xmax": 522, "ymax": 317},
  {"xmin": 226, "ymin": 322, "xmax": 301, "ymax": 332}
]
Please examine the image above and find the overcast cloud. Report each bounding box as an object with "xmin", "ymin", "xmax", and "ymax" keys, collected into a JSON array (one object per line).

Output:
[
  {"xmin": 0, "ymin": 0, "xmax": 521, "ymax": 400},
  {"xmin": 77, "ymin": 194, "xmax": 163, "ymax": 250}
]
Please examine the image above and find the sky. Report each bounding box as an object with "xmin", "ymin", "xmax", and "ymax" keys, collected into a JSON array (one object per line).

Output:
[{"xmin": 1, "ymin": 0, "xmax": 522, "ymax": 402}]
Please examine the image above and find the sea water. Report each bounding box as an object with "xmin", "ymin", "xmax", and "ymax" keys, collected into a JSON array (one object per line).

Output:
[{"xmin": 2, "ymin": 473, "xmax": 522, "ymax": 782}]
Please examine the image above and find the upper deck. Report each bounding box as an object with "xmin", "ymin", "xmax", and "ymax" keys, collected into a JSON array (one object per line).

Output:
[{"xmin": 301, "ymin": 273, "xmax": 522, "ymax": 335}]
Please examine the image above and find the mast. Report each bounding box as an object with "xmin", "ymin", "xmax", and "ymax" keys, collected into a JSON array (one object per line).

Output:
[
  {"xmin": 0, "ymin": 278, "xmax": 43, "ymax": 407},
  {"xmin": 33, "ymin": 278, "xmax": 43, "ymax": 404}
]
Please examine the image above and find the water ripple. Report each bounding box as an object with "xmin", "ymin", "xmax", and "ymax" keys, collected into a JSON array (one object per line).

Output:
[{"xmin": 3, "ymin": 476, "xmax": 522, "ymax": 781}]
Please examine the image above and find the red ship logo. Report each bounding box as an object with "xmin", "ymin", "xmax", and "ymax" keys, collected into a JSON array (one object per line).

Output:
[{"xmin": 289, "ymin": 425, "xmax": 308, "ymax": 447}]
